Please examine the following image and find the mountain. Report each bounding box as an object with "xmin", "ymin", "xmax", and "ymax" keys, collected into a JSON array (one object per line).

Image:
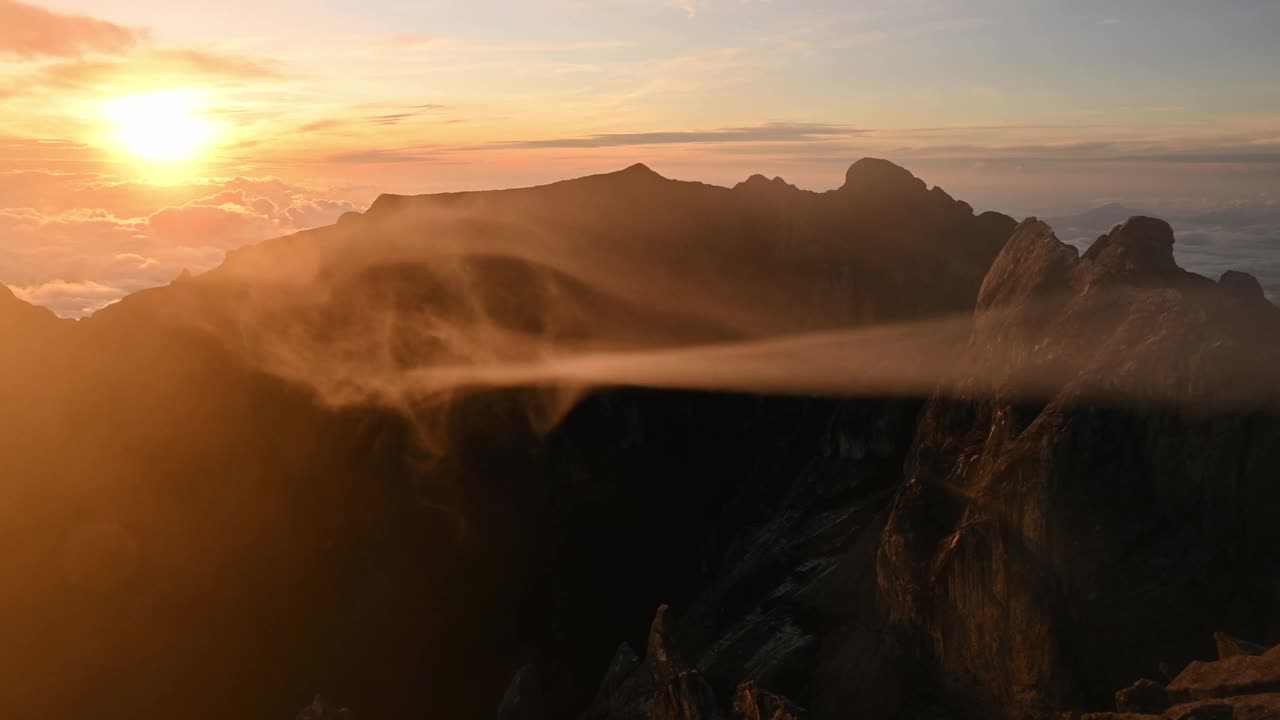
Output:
[
  {"xmin": 1048, "ymin": 203, "xmax": 1280, "ymax": 303},
  {"xmin": 0, "ymin": 160, "xmax": 1015, "ymax": 720},
  {"xmin": 570, "ymin": 219, "xmax": 1280, "ymax": 720},
  {"xmin": 0, "ymin": 161, "xmax": 1276, "ymax": 720},
  {"xmin": 877, "ymin": 217, "xmax": 1280, "ymax": 716}
]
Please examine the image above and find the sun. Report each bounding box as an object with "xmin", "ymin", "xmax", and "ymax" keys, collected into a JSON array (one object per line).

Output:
[{"xmin": 105, "ymin": 90, "xmax": 216, "ymax": 163}]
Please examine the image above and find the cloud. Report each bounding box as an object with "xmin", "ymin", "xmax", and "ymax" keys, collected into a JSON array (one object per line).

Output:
[
  {"xmin": 10, "ymin": 279, "xmax": 124, "ymax": 317},
  {"xmin": 366, "ymin": 105, "xmax": 448, "ymax": 126},
  {"xmin": 299, "ymin": 118, "xmax": 347, "ymax": 133},
  {"xmin": 299, "ymin": 104, "xmax": 450, "ymax": 133},
  {"xmin": 33, "ymin": 48, "xmax": 282, "ymax": 90},
  {"xmin": 0, "ymin": 136, "xmax": 100, "ymax": 171},
  {"xmin": 487, "ymin": 122, "xmax": 865, "ymax": 149},
  {"xmin": 324, "ymin": 148, "xmax": 441, "ymax": 164},
  {"xmin": 677, "ymin": 0, "xmax": 702, "ymax": 16},
  {"xmin": 0, "ymin": 172, "xmax": 360, "ymax": 316},
  {"xmin": 0, "ymin": 0, "xmax": 147, "ymax": 58}
]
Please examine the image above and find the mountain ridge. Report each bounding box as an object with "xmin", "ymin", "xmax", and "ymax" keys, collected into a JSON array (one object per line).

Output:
[{"xmin": 0, "ymin": 160, "xmax": 1277, "ymax": 720}]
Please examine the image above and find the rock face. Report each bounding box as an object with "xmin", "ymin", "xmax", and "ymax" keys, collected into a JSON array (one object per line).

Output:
[
  {"xmin": 1215, "ymin": 634, "xmax": 1270, "ymax": 661},
  {"xmin": 497, "ymin": 665, "xmax": 543, "ymax": 720},
  {"xmin": 875, "ymin": 218, "xmax": 1280, "ymax": 716},
  {"xmin": 583, "ymin": 218, "xmax": 1280, "ymax": 720},
  {"xmin": 1167, "ymin": 644, "xmax": 1280, "ymax": 704},
  {"xmin": 582, "ymin": 606, "xmax": 810, "ymax": 720},
  {"xmin": 732, "ymin": 683, "xmax": 806, "ymax": 720},
  {"xmin": 1084, "ymin": 639, "xmax": 1280, "ymax": 720}
]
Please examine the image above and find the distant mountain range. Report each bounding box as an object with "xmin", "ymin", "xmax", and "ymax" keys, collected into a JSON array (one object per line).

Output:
[{"xmin": 1, "ymin": 160, "xmax": 1277, "ymax": 720}]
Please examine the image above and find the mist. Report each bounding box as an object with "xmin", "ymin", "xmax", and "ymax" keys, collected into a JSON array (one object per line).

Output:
[{"xmin": 179, "ymin": 179, "xmax": 1279, "ymax": 454}]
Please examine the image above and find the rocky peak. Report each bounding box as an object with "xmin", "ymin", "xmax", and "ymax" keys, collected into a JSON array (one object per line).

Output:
[
  {"xmin": 1219, "ymin": 270, "xmax": 1266, "ymax": 300},
  {"xmin": 732, "ymin": 683, "xmax": 806, "ymax": 720},
  {"xmin": 976, "ymin": 218, "xmax": 1080, "ymax": 311},
  {"xmin": 734, "ymin": 174, "xmax": 799, "ymax": 194},
  {"xmin": 649, "ymin": 603, "xmax": 682, "ymax": 683},
  {"xmin": 496, "ymin": 664, "xmax": 542, "ymax": 720},
  {"xmin": 366, "ymin": 192, "xmax": 413, "ymax": 217},
  {"xmin": 878, "ymin": 208, "xmax": 1280, "ymax": 718},
  {"xmin": 619, "ymin": 162, "xmax": 660, "ymax": 177},
  {"xmin": 1080, "ymin": 216, "xmax": 1182, "ymax": 284},
  {"xmin": 839, "ymin": 158, "xmax": 927, "ymax": 195}
]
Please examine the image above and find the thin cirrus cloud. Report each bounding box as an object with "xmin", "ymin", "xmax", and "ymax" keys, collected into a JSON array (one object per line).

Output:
[
  {"xmin": 299, "ymin": 104, "xmax": 450, "ymax": 133},
  {"xmin": 0, "ymin": 0, "xmax": 147, "ymax": 58},
  {"xmin": 486, "ymin": 122, "xmax": 866, "ymax": 149},
  {"xmin": 29, "ymin": 48, "xmax": 283, "ymax": 91},
  {"xmin": 324, "ymin": 148, "xmax": 441, "ymax": 164}
]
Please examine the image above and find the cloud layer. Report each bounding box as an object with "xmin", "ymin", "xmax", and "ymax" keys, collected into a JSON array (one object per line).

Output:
[
  {"xmin": 1050, "ymin": 203, "xmax": 1280, "ymax": 301},
  {"xmin": 0, "ymin": 172, "xmax": 359, "ymax": 316}
]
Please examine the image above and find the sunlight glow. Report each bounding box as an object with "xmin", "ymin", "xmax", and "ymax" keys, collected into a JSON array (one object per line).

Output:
[{"xmin": 105, "ymin": 90, "xmax": 216, "ymax": 163}]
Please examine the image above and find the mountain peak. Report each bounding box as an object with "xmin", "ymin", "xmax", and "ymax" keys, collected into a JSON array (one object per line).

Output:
[
  {"xmin": 977, "ymin": 218, "xmax": 1080, "ymax": 311},
  {"xmin": 841, "ymin": 158, "xmax": 927, "ymax": 194},
  {"xmin": 619, "ymin": 162, "xmax": 661, "ymax": 177},
  {"xmin": 1081, "ymin": 216, "xmax": 1180, "ymax": 283},
  {"xmin": 734, "ymin": 173, "xmax": 799, "ymax": 194},
  {"xmin": 1220, "ymin": 269, "xmax": 1266, "ymax": 300}
]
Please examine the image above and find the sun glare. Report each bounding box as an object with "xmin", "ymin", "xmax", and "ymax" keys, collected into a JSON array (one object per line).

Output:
[{"xmin": 105, "ymin": 90, "xmax": 216, "ymax": 164}]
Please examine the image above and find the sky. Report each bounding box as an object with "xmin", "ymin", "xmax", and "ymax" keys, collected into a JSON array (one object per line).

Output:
[{"xmin": 2, "ymin": 0, "xmax": 1279, "ymax": 315}]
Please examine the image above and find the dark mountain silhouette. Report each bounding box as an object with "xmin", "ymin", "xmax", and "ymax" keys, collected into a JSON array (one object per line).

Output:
[{"xmin": 0, "ymin": 161, "xmax": 1276, "ymax": 720}]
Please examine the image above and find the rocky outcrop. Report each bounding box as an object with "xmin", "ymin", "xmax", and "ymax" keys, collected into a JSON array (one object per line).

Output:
[
  {"xmin": 1167, "ymin": 644, "xmax": 1280, "ymax": 704},
  {"xmin": 582, "ymin": 219, "xmax": 1280, "ymax": 720},
  {"xmin": 840, "ymin": 158, "xmax": 928, "ymax": 196},
  {"xmin": 584, "ymin": 605, "xmax": 810, "ymax": 720},
  {"xmin": 732, "ymin": 682, "xmax": 806, "ymax": 720},
  {"xmin": 498, "ymin": 665, "xmax": 543, "ymax": 720},
  {"xmin": 578, "ymin": 396, "xmax": 930, "ymax": 720},
  {"xmin": 651, "ymin": 672, "xmax": 725, "ymax": 720},
  {"xmin": 1083, "ymin": 639, "xmax": 1280, "ymax": 720},
  {"xmin": 876, "ymin": 218, "xmax": 1280, "ymax": 717},
  {"xmin": 1215, "ymin": 634, "xmax": 1270, "ymax": 661}
]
